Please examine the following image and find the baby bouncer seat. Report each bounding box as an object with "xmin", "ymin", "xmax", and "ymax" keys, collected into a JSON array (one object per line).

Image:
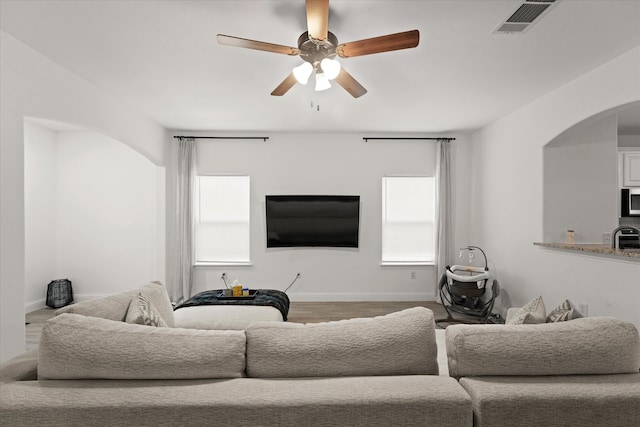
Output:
[{"xmin": 437, "ymin": 246, "xmax": 499, "ymax": 324}]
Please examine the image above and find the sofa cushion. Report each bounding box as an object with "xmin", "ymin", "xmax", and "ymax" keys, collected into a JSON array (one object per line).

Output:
[
  {"xmin": 0, "ymin": 374, "xmax": 473, "ymax": 427},
  {"xmin": 38, "ymin": 313, "xmax": 246, "ymax": 380},
  {"xmin": 54, "ymin": 288, "xmax": 136, "ymax": 322},
  {"xmin": 459, "ymin": 374, "xmax": 640, "ymax": 427},
  {"xmin": 55, "ymin": 282, "xmax": 175, "ymax": 327},
  {"xmin": 245, "ymin": 306, "xmax": 439, "ymax": 378},
  {"xmin": 446, "ymin": 317, "xmax": 640, "ymax": 378},
  {"xmin": 125, "ymin": 293, "xmax": 168, "ymax": 327},
  {"xmin": 506, "ymin": 295, "xmax": 546, "ymax": 325}
]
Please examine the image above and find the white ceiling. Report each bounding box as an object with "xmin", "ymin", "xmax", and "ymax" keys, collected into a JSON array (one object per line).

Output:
[{"xmin": 1, "ymin": 0, "xmax": 639, "ymax": 134}]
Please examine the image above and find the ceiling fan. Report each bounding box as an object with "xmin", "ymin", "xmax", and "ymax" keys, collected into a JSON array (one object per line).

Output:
[{"xmin": 217, "ymin": 0, "xmax": 420, "ymax": 98}]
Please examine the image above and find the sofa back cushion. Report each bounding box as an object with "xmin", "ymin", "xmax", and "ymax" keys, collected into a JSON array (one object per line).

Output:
[
  {"xmin": 38, "ymin": 313, "xmax": 246, "ymax": 380},
  {"xmin": 446, "ymin": 317, "xmax": 640, "ymax": 378},
  {"xmin": 55, "ymin": 282, "xmax": 175, "ymax": 327},
  {"xmin": 245, "ymin": 306, "xmax": 439, "ymax": 378}
]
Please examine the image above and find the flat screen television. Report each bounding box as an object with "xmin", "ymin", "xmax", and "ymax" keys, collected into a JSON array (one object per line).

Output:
[{"xmin": 265, "ymin": 195, "xmax": 360, "ymax": 248}]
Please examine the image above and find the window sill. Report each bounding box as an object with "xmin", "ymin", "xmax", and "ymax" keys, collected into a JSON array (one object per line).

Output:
[
  {"xmin": 380, "ymin": 261, "xmax": 434, "ymax": 267},
  {"xmin": 194, "ymin": 262, "xmax": 253, "ymax": 268}
]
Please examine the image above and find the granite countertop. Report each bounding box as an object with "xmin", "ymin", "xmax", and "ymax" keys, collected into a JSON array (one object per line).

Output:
[{"xmin": 534, "ymin": 242, "xmax": 640, "ymax": 259}]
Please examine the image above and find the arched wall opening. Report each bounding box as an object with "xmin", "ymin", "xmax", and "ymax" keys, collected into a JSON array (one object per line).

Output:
[
  {"xmin": 23, "ymin": 118, "xmax": 166, "ymax": 314},
  {"xmin": 543, "ymin": 101, "xmax": 640, "ymax": 244}
]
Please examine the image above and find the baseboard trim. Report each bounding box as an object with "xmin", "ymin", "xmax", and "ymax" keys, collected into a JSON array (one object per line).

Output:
[
  {"xmin": 25, "ymin": 298, "xmax": 46, "ymax": 313},
  {"xmin": 287, "ymin": 292, "xmax": 436, "ymax": 302}
]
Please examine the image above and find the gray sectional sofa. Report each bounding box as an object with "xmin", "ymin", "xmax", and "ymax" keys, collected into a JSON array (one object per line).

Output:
[
  {"xmin": 1, "ymin": 282, "xmax": 639, "ymax": 426},
  {"xmin": 0, "ymin": 283, "xmax": 472, "ymax": 427}
]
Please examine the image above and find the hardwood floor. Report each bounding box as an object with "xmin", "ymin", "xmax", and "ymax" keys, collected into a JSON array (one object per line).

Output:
[
  {"xmin": 25, "ymin": 307, "xmax": 57, "ymax": 351},
  {"xmin": 26, "ymin": 301, "xmax": 447, "ymax": 351},
  {"xmin": 288, "ymin": 301, "xmax": 446, "ymax": 323}
]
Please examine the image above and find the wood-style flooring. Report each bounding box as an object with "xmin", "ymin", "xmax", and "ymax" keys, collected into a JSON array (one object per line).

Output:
[
  {"xmin": 26, "ymin": 301, "xmax": 447, "ymax": 351},
  {"xmin": 288, "ymin": 301, "xmax": 446, "ymax": 323}
]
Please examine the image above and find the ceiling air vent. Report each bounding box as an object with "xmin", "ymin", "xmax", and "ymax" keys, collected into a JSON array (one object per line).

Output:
[{"xmin": 493, "ymin": 0, "xmax": 560, "ymax": 34}]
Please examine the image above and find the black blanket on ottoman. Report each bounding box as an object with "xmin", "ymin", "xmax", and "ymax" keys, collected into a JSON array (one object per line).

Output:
[{"xmin": 174, "ymin": 289, "xmax": 290, "ymax": 321}]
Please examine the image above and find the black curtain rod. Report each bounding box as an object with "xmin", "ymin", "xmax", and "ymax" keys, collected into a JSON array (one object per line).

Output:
[
  {"xmin": 363, "ymin": 137, "xmax": 456, "ymax": 142},
  {"xmin": 173, "ymin": 136, "xmax": 269, "ymax": 141}
]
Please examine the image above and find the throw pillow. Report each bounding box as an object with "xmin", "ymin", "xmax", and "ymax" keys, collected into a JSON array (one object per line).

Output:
[
  {"xmin": 506, "ymin": 295, "xmax": 546, "ymax": 325},
  {"xmin": 126, "ymin": 293, "xmax": 168, "ymax": 327},
  {"xmin": 546, "ymin": 299, "xmax": 584, "ymax": 322}
]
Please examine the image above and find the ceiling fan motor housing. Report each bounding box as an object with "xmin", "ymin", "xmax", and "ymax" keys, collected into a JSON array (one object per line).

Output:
[{"xmin": 298, "ymin": 31, "xmax": 338, "ymax": 67}]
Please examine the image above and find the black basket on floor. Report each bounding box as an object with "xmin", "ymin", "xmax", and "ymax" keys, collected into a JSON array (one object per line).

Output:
[{"xmin": 46, "ymin": 279, "xmax": 73, "ymax": 308}]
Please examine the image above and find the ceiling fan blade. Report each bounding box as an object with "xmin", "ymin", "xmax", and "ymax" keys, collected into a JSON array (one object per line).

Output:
[
  {"xmin": 306, "ymin": 0, "xmax": 329, "ymax": 42},
  {"xmin": 336, "ymin": 29, "xmax": 420, "ymax": 58},
  {"xmin": 334, "ymin": 68, "xmax": 367, "ymax": 98},
  {"xmin": 217, "ymin": 34, "xmax": 300, "ymax": 56},
  {"xmin": 271, "ymin": 73, "xmax": 298, "ymax": 96}
]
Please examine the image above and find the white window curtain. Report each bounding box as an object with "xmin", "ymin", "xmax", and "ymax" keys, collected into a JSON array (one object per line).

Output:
[
  {"xmin": 435, "ymin": 139, "xmax": 453, "ymax": 299},
  {"xmin": 172, "ymin": 137, "xmax": 197, "ymax": 304}
]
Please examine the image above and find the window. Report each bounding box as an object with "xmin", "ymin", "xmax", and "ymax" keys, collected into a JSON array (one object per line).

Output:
[
  {"xmin": 382, "ymin": 176, "xmax": 435, "ymax": 264},
  {"xmin": 195, "ymin": 175, "xmax": 250, "ymax": 264}
]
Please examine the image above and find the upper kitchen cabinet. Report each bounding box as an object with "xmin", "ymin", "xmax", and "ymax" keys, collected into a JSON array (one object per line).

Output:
[
  {"xmin": 618, "ymin": 105, "xmax": 640, "ymax": 187},
  {"xmin": 621, "ymin": 151, "xmax": 640, "ymax": 187}
]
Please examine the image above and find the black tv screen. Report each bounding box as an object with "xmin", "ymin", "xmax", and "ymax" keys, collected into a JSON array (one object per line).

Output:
[{"xmin": 265, "ymin": 195, "xmax": 360, "ymax": 248}]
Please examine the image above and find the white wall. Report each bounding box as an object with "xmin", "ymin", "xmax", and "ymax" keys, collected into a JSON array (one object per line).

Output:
[
  {"xmin": 24, "ymin": 126, "xmax": 166, "ymax": 311},
  {"xmin": 0, "ymin": 32, "xmax": 165, "ymax": 362},
  {"xmin": 24, "ymin": 122, "xmax": 58, "ymax": 311},
  {"xmin": 56, "ymin": 132, "xmax": 166, "ymax": 298},
  {"xmin": 470, "ymin": 46, "xmax": 640, "ymax": 328},
  {"xmin": 543, "ymin": 114, "xmax": 618, "ymax": 243},
  {"xmin": 167, "ymin": 132, "xmax": 471, "ymax": 301}
]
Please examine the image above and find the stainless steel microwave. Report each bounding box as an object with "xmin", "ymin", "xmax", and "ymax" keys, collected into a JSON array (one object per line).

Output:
[{"xmin": 621, "ymin": 188, "xmax": 640, "ymax": 217}]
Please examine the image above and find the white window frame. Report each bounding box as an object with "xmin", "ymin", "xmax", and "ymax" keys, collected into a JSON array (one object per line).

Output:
[
  {"xmin": 381, "ymin": 175, "xmax": 436, "ymax": 266},
  {"xmin": 194, "ymin": 175, "xmax": 251, "ymax": 266}
]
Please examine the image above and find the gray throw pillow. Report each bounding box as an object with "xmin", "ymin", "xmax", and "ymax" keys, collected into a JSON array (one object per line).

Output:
[
  {"xmin": 125, "ymin": 292, "xmax": 168, "ymax": 327},
  {"xmin": 506, "ymin": 295, "xmax": 546, "ymax": 325},
  {"xmin": 546, "ymin": 299, "xmax": 584, "ymax": 322}
]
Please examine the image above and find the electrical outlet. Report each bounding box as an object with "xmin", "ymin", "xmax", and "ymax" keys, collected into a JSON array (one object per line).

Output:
[
  {"xmin": 576, "ymin": 302, "xmax": 588, "ymax": 317},
  {"xmin": 602, "ymin": 232, "xmax": 612, "ymax": 245}
]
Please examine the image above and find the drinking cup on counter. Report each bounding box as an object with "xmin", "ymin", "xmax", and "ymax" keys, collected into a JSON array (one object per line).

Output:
[
  {"xmin": 242, "ymin": 287, "xmax": 249, "ymax": 296},
  {"xmin": 232, "ymin": 285, "xmax": 243, "ymax": 296},
  {"xmin": 566, "ymin": 230, "xmax": 575, "ymax": 244}
]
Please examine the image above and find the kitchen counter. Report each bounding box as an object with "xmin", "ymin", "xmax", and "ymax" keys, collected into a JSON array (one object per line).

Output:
[{"xmin": 534, "ymin": 242, "xmax": 640, "ymax": 259}]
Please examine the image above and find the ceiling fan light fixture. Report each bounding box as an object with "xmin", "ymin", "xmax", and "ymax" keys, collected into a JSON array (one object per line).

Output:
[
  {"xmin": 320, "ymin": 58, "xmax": 341, "ymax": 80},
  {"xmin": 315, "ymin": 72, "xmax": 331, "ymax": 91},
  {"xmin": 293, "ymin": 62, "xmax": 313, "ymax": 84}
]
